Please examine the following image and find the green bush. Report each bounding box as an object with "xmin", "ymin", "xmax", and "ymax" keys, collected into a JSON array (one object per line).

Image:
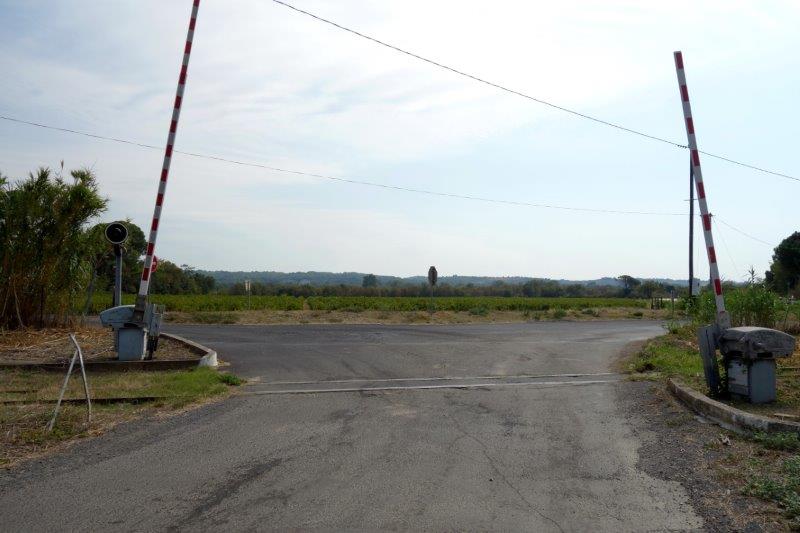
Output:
[
  {"xmin": 688, "ymin": 284, "xmax": 784, "ymax": 329},
  {"xmin": 217, "ymin": 373, "xmax": 244, "ymax": 386},
  {"xmin": 469, "ymin": 306, "xmax": 489, "ymax": 316}
]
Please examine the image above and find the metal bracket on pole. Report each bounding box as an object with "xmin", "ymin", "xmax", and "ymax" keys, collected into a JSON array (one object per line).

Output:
[{"xmin": 697, "ymin": 325, "xmax": 722, "ymax": 397}]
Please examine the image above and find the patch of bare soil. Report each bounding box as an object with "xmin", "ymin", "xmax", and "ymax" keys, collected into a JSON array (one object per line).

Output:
[
  {"xmin": 0, "ymin": 326, "xmax": 197, "ymax": 363},
  {"xmin": 618, "ymin": 382, "xmax": 789, "ymax": 531}
]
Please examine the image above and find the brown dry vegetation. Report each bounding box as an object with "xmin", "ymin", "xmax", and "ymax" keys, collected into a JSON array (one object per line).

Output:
[
  {"xmin": 0, "ymin": 326, "xmax": 197, "ymax": 363},
  {"xmin": 163, "ymin": 306, "xmax": 672, "ymax": 326},
  {"xmin": 0, "ymin": 326, "xmax": 239, "ymax": 468}
]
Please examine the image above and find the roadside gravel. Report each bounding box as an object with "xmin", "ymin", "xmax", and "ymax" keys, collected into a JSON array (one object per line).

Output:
[{"xmin": 617, "ymin": 381, "xmax": 784, "ymax": 532}]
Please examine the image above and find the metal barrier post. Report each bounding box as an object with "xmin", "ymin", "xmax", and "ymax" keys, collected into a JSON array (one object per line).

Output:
[
  {"xmin": 674, "ymin": 51, "xmax": 730, "ymax": 329},
  {"xmin": 46, "ymin": 335, "xmax": 92, "ymax": 431}
]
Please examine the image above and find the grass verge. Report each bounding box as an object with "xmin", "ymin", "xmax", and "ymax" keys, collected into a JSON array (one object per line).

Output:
[
  {"xmin": 0, "ymin": 367, "xmax": 242, "ymax": 468},
  {"xmin": 719, "ymin": 432, "xmax": 800, "ymax": 529},
  {"xmin": 626, "ymin": 324, "xmax": 800, "ymax": 416},
  {"xmin": 624, "ymin": 323, "xmax": 705, "ymax": 386}
]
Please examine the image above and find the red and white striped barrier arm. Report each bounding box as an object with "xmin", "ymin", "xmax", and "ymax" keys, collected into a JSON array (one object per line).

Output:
[
  {"xmin": 135, "ymin": 0, "xmax": 200, "ymax": 315},
  {"xmin": 674, "ymin": 51, "xmax": 730, "ymax": 329}
]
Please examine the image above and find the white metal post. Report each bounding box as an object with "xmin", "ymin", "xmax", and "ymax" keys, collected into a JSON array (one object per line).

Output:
[
  {"xmin": 674, "ymin": 51, "xmax": 730, "ymax": 329},
  {"xmin": 46, "ymin": 334, "xmax": 92, "ymax": 431},
  {"xmin": 70, "ymin": 333, "xmax": 92, "ymax": 423}
]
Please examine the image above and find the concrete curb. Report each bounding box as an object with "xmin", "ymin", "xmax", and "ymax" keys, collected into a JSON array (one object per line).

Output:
[
  {"xmin": 667, "ymin": 378, "xmax": 800, "ymax": 434},
  {"xmin": 159, "ymin": 332, "xmax": 218, "ymax": 368},
  {"xmin": 0, "ymin": 333, "xmax": 217, "ymax": 372}
]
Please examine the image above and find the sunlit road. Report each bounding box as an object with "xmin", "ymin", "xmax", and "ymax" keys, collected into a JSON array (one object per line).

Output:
[{"xmin": 0, "ymin": 320, "xmax": 705, "ymax": 531}]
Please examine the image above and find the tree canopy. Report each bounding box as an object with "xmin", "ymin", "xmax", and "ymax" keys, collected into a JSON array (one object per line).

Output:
[
  {"xmin": 85, "ymin": 220, "xmax": 215, "ymax": 299},
  {"xmin": 766, "ymin": 231, "xmax": 800, "ymax": 294}
]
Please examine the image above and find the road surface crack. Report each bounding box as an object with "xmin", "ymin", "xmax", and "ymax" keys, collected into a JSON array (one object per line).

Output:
[
  {"xmin": 169, "ymin": 457, "xmax": 283, "ymax": 531},
  {"xmin": 445, "ymin": 407, "xmax": 565, "ymax": 533}
]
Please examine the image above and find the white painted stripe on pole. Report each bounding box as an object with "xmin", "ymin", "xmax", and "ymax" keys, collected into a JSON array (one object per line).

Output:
[{"xmin": 674, "ymin": 51, "xmax": 730, "ymax": 329}]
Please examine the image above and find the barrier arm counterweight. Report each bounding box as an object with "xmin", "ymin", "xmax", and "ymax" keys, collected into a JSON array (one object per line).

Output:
[
  {"xmin": 134, "ymin": 0, "xmax": 201, "ymax": 319},
  {"xmin": 674, "ymin": 51, "xmax": 730, "ymax": 329}
]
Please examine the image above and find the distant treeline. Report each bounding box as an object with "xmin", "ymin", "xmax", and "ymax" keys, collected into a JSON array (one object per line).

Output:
[
  {"xmin": 203, "ymin": 270, "xmax": 693, "ymax": 289},
  {"xmin": 226, "ymin": 277, "xmax": 683, "ymax": 299}
]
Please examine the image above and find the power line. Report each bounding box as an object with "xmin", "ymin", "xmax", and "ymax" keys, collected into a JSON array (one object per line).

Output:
[
  {"xmin": 1, "ymin": 115, "xmax": 781, "ymax": 242},
  {"xmin": 271, "ymin": 0, "xmax": 799, "ymax": 183},
  {"xmin": 0, "ymin": 115, "xmax": 162, "ymax": 150},
  {"xmin": 715, "ymin": 216, "xmax": 775, "ymax": 247},
  {"xmin": 0, "ymin": 113, "xmax": 787, "ymax": 234},
  {"xmin": 0, "ymin": 114, "xmax": 685, "ymax": 216},
  {"xmin": 701, "ymin": 152, "xmax": 798, "ymax": 182},
  {"xmin": 712, "ymin": 217, "xmax": 742, "ymax": 280}
]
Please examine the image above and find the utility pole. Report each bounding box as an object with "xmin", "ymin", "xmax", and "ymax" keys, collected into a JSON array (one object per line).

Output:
[{"xmin": 689, "ymin": 160, "xmax": 694, "ymax": 297}]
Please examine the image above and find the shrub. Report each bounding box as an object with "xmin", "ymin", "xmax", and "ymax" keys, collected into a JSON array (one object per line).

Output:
[
  {"xmin": 217, "ymin": 373, "xmax": 244, "ymax": 386},
  {"xmin": 469, "ymin": 306, "xmax": 489, "ymax": 316},
  {"xmin": 688, "ymin": 284, "xmax": 784, "ymax": 329},
  {"xmin": 0, "ymin": 168, "xmax": 107, "ymax": 328}
]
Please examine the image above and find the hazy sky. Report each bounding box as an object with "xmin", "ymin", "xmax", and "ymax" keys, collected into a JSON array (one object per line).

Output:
[{"xmin": 1, "ymin": 0, "xmax": 797, "ymax": 280}]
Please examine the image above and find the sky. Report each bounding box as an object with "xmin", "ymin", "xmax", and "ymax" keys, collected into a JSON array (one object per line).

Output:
[{"xmin": 0, "ymin": 0, "xmax": 797, "ymax": 281}]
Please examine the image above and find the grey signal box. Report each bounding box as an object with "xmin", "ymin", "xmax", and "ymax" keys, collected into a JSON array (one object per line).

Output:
[
  {"xmin": 100, "ymin": 304, "xmax": 164, "ymax": 361},
  {"xmin": 718, "ymin": 327, "xmax": 796, "ymax": 404}
]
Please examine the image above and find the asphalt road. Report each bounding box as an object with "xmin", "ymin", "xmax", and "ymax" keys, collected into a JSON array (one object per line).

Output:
[{"xmin": 0, "ymin": 320, "xmax": 706, "ymax": 531}]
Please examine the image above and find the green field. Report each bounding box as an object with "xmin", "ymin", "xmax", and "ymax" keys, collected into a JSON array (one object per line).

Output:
[
  {"xmin": 87, "ymin": 293, "xmax": 304, "ymax": 313},
  {"xmin": 87, "ymin": 294, "xmax": 647, "ymax": 314}
]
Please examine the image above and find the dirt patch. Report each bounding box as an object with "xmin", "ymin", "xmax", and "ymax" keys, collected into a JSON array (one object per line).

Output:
[
  {"xmin": 618, "ymin": 382, "xmax": 790, "ymax": 531},
  {"xmin": 0, "ymin": 326, "xmax": 198, "ymax": 363},
  {"xmin": 612, "ymin": 338, "xmax": 650, "ymax": 374}
]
